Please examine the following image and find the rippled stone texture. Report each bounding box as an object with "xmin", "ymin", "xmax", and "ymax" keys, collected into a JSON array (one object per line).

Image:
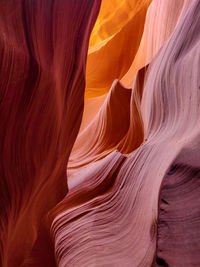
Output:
[{"xmin": 1, "ymin": 0, "xmax": 200, "ymax": 266}]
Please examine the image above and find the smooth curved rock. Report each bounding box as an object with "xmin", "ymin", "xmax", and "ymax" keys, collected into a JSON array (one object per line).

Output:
[
  {"xmin": 68, "ymin": 80, "xmax": 131, "ymax": 178},
  {"xmin": 1, "ymin": 0, "xmax": 200, "ymax": 266},
  {"xmin": 0, "ymin": 1, "xmax": 101, "ymax": 266},
  {"xmin": 53, "ymin": 0, "xmax": 200, "ymax": 266}
]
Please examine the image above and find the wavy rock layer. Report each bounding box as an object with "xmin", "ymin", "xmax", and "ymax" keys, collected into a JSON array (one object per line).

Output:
[
  {"xmin": 156, "ymin": 163, "xmax": 200, "ymax": 266},
  {"xmin": 1, "ymin": 0, "xmax": 200, "ymax": 266},
  {"xmin": 68, "ymin": 80, "xmax": 131, "ymax": 178},
  {"xmin": 53, "ymin": 0, "xmax": 200, "ymax": 266},
  {"xmin": 69, "ymin": 0, "xmax": 196, "ymax": 180},
  {"xmin": 0, "ymin": 1, "xmax": 101, "ymax": 266}
]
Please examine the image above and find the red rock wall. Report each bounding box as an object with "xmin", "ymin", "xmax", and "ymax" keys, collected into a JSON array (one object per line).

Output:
[
  {"xmin": 0, "ymin": 1, "xmax": 101, "ymax": 266},
  {"xmin": 1, "ymin": 0, "xmax": 200, "ymax": 266}
]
